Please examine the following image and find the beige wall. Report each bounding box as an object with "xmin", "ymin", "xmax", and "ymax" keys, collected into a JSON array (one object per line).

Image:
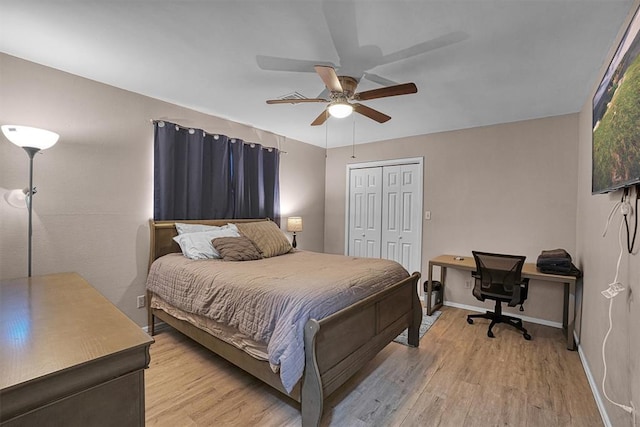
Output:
[
  {"xmin": 0, "ymin": 53, "xmax": 326, "ymax": 326},
  {"xmin": 577, "ymin": 98, "xmax": 638, "ymax": 427},
  {"xmin": 325, "ymin": 115, "xmax": 579, "ymax": 324},
  {"xmin": 575, "ymin": 2, "xmax": 639, "ymax": 425}
]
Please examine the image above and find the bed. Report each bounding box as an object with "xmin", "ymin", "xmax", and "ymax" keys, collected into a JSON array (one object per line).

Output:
[{"xmin": 146, "ymin": 218, "xmax": 422, "ymax": 426}]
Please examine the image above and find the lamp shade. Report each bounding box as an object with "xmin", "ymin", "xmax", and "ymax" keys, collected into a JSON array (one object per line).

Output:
[
  {"xmin": 327, "ymin": 102, "xmax": 353, "ymax": 119},
  {"xmin": 4, "ymin": 188, "xmax": 28, "ymax": 208},
  {"xmin": 1, "ymin": 125, "xmax": 59, "ymax": 150},
  {"xmin": 287, "ymin": 217, "xmax": 303, "ymax": 233}
]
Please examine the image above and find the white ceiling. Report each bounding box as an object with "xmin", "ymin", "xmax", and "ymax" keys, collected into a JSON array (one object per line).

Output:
[{"xmin": 0, "ymin": 1, "xmax": 635, "ymax": 148}]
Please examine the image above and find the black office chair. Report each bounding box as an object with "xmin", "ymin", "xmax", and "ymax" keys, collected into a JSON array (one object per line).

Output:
[{"xmin": 466, "ymin": 251, "xmax": 531, "ymax": 340}]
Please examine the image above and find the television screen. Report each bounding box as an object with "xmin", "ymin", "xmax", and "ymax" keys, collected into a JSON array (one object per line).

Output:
[{"xmin": 592, "ymin": 5, "xmax": 640, "ymax": 194}]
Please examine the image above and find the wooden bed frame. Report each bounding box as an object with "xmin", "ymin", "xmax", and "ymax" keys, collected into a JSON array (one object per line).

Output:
[{"xmin": 147, "ymin": 219, "xmax": 422, "ymax": 426}]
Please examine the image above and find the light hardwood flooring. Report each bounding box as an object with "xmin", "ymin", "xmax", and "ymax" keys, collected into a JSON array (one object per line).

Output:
[{"xmin": 145, "ymin": 306, "xmax": 602, "ymax": 426}]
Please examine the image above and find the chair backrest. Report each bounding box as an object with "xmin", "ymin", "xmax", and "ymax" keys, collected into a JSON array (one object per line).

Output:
[{"xmin": 472, "ymin": 251, "xmax": 526, "ymax": 297}]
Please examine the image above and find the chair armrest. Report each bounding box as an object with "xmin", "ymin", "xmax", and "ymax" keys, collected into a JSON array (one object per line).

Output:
[
  {"xmin": 508, "ymin": 278, "xmax": 529, "ymax": 307},
  {"xmin": 520, "ymin": 278, "xmax": 529, "ymax": 300}
]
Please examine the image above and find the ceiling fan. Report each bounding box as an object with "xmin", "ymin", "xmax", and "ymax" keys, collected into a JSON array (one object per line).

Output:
[{"xmin": 266, "ymin": 65, "xmax": 417, "ymax": 126}]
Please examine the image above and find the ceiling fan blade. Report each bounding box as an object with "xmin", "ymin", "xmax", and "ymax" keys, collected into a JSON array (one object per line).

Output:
[
  {"xmin": 257, "ymin": 55, "xmax": 333, "ymax": 73},
  {"xmin": 310, "ymin": 109, "xmax": 329, "ymax": 126},
  {"xmin": 380, "ymin": 31, "xmax": 469, "ymax": 66},
  {"xmin": 314, "ymin": 65, "xmax": 343, "ymax": 92},
  {"xmin": 266, "ymin": 98, "xmax": 328, "ymax": 104},
  {"xmin": 353, "ymin": 103, "xmax": 391, "ymax": 123},
  {"xmin": 355, "ymin": 83, "xmax": 417, "ymax": 101}
]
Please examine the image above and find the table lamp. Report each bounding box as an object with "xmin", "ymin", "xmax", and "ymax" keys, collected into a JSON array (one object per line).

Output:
[{"xmin": 286, "ymin": 216, "xmax": 303, "ymax": 248}]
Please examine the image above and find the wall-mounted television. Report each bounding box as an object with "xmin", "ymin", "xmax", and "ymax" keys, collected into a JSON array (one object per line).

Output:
[{"xmin": 592, "ymin": 5, "xmax": 640, "ymax": 194}]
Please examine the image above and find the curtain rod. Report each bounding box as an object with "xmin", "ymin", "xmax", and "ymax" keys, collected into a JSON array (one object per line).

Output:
[{"xmin": 149, "ymin": 119, "xmax": 287, "ymax": 154}]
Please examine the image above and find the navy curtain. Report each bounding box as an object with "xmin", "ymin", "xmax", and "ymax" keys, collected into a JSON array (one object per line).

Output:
[
  {"xmin": 153, "ymin": 121, "xmax": 280, "ymax": 224},
  {"xmin": 230, "ymin": 139, "xmax": 280, "ymax": 223}
]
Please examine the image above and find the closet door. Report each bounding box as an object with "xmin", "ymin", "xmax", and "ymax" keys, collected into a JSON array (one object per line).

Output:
[
  {"xmin": 381, "ymin": 164, "xmax": 422, "ymax": 273},
  {"xmin": 348, "ymin": 167, "xmax": 382, "ymax": 258}
]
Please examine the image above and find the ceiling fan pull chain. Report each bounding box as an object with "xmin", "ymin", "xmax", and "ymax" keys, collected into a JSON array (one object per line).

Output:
[{"xmin": 351, "ymin": 116, "xmax": 356, "ymax": 159}]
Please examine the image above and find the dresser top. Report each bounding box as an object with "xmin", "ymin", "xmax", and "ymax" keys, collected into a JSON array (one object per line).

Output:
[{"xmin": 1, "ymin": 272, "xmax": 153, "ymax": 390}]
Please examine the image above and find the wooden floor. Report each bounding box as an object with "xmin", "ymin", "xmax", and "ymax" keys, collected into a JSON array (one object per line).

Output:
[{"xmin": 145, "ymin": 306, "xmax": 603, "ymax": 426}]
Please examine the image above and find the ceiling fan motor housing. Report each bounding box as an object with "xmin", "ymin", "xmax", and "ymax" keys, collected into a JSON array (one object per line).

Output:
[{"xmin": 335, "ymin": 76, "xmax": 358, "ymax": 98}]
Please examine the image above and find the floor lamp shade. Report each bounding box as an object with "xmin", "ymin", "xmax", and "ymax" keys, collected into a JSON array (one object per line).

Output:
[
  {"xmin": 2, "ymin": 125, "xmax": 59, "ymax": 277},
  {"xmin": 1, "ymin": 125, "xmax": 59, "ymax": 150},
  {"xmin": 4, "ymin": 188, "xmax": 29, "ymax": 208}
]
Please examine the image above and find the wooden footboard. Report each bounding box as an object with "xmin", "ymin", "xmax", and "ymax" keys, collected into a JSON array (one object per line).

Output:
[
  {"xmin": 146, "ymin": 219, "xmax": 422, "ymax": 426},
  {"xmin": 301, "ymin": 272, "xmax": 421, "ymax": 426}
]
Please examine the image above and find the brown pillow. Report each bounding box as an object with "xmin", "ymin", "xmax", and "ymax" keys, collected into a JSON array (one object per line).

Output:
[
  {"xmin": 236, "ymin": 221, "xmax": 292, "ymax": 258},
  {"xmin": 211, "ymin": 236, "xmax": 263, "ymax": 261}
]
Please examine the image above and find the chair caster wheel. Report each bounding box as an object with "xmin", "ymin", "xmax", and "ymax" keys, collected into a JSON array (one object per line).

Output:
[
  {"xmin": 524, "ymin": 333, "xmax": 531, "ymax": 340},
  {"xmin": 467, "ymin": 318, "xmax": 473, "ymax": 324},
  {"xmin": 487, "ymin": 331, "xmax": 494, "ymax": 338}
]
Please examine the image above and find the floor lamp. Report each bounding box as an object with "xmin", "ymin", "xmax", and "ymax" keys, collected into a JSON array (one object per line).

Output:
[{"xmin": 2, "ymin": 125, "xmax": 59, "ymax": 277}]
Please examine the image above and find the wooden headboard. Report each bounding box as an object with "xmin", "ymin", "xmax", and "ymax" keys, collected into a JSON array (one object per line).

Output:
[{"xmin": 148, "ymin": 218, "xmax": 270, "ymax": 268}]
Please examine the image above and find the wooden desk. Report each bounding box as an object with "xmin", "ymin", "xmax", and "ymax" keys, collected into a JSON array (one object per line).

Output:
[
  {"xmin": 0, "ymin": 273, "xmax": 154, "ymax": 426},
  {"xmin": 426, "ymin": 255, "xmax": 578, "ymax": 350}
]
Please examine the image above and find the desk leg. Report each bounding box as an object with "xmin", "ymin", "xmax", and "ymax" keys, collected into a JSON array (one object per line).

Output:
[
  {"xmin": 441, "ymin": 267, "xmax": 447, "ymax": 306},
  {"xmin": 563, "ymin": 284, "xmax": 569, "ymax": 330},
  {"xmin": 565, "ymin": 281, "xmax": 576, "ymax": 350},
  {"xmin": 426, "ymin": 262, "xmax": 434, "ymax": 316}
]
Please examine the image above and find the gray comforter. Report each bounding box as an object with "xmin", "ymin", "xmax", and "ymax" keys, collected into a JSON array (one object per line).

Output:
[{"xmin": 146, "ymin": 250, "xmax": 409, "ymax": 393}]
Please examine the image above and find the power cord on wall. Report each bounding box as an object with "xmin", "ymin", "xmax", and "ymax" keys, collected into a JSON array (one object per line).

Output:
[
  {"xmin": 600, "ymin": 194, "xmax": 635, "ymax": 420},
  {"xmin": 622, "ymin": 185, "xmax": 639, "ymax": 254},
  {"xmin": 606, "ymin": 186, "xmax": 640, "ymax": 254}
]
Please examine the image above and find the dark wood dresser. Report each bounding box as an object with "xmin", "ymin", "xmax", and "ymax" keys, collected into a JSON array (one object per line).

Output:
[{"xmin": 0, "ymin": 273, "xmax": 154, "ymax": 426}]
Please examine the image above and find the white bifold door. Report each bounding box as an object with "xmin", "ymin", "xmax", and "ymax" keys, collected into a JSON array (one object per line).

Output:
[
  {"xmin": 347, "ymin": 161, "xmax": 422, "ymax": 275},
  {"xmin": 348, "ymin": 167, "xmax": 383, "ymax": 258}
]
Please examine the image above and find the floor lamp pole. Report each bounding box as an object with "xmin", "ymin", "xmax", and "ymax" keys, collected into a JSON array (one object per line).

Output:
[{"xmin": 24, "ymin": 147, "xmax": 40, "ymax": 278}]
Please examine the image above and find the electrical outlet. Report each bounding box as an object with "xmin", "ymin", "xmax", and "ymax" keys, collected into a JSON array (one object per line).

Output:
[
  {"xmin": 465, "ymin": 279, "xmax": 472, "ymax": 289},
  {"xmin": 136, "ymin": 295, "xmax": 146, "ymax": 308}
]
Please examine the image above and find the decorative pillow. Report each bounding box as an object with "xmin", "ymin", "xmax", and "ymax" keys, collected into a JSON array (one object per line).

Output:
[
  {"xmin": 172, "ymin": 228, "xmax": 240, "ymax": 259},
  {"xmin": 236, "ymin": 221, "xmax": 292, "ymax": 258},
  {"xmin": 211, "ymin": 236, "xmax": 263, "ymax": 261},
  {"xmin": 175, "ymin": 222, "xmax": 238, "ymax": 234}
]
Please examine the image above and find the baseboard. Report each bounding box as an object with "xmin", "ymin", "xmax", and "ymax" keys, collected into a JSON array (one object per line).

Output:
[
  {"xmin": 577, "ymin": 339, "xmax": 612, "ymax": 427},
  {"xmin": 141, "ymin": 320, "xmax": 168, "ymax": 334},
  {"xmin": 443, "ymin": 301, "xmax": 563, "ymax": 329}
]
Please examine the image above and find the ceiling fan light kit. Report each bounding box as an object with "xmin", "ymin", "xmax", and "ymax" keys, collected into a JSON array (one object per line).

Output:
[
  {"xmin": 266, "ymin": 65, "xmax": 417, "ymax": 126},
  {"xmin": 328, "ymin": 101, "xmax": 353, "ymax": 118}
]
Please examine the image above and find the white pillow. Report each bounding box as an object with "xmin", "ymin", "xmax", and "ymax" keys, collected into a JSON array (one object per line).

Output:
[
  {"xmin": 175, "ymin": 222, "xmax": 238, "ymax": 234},
  {"xmin": 173, "ymin": 228, "xmax": 240, "ymax": 259}
]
